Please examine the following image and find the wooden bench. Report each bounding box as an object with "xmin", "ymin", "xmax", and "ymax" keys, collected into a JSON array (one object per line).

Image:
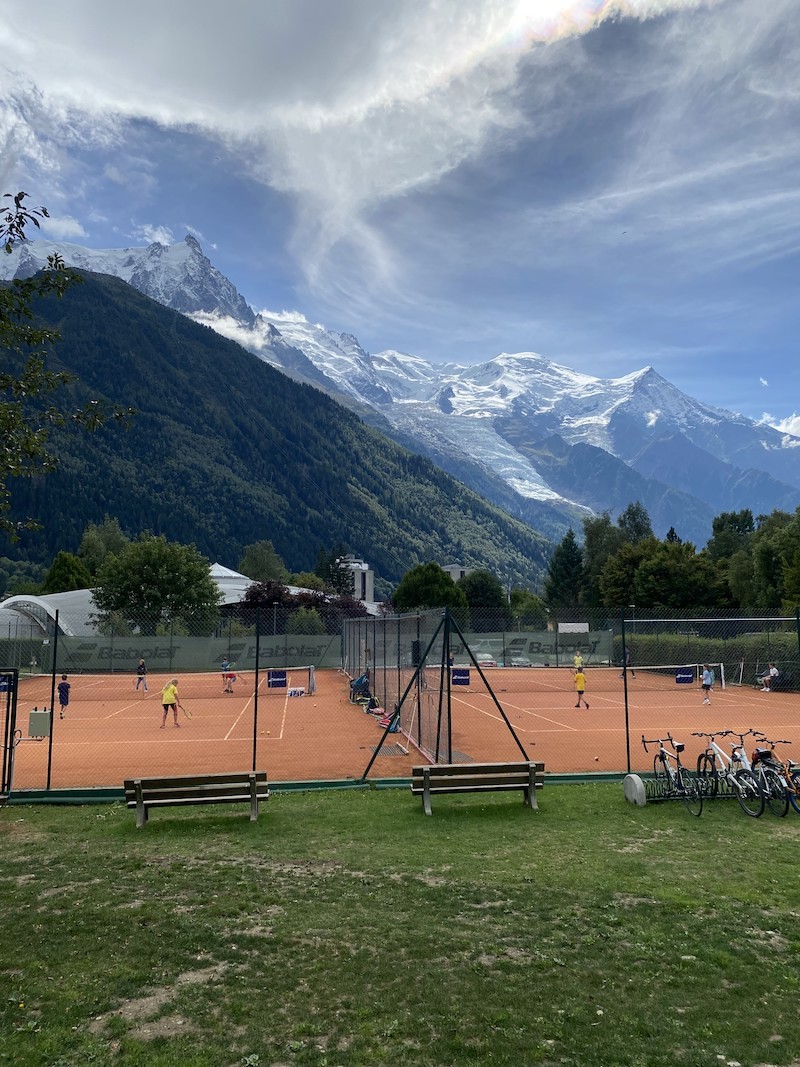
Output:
[
  {"xmin": 123, "ymin": 771, "xmax": 269, "ymax": 828},
  {"xmin": 410, "ymin": 760, "xmax": 545, "ymax": 816}
]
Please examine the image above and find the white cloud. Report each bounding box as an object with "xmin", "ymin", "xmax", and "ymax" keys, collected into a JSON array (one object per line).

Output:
[
  {"xmin": 41, "ymin": 214, "xmax": 86, "ymax": 240},
  {"xmin": 771, "ymin": 414, "xmax": 800, "ymax": 438},
  {"xmin": 131, "ymin": 223, "xmax": 174, "ymax": 246},
  {"xmin": 0, "ymin": 1, "xmax": 716, "ymax": 275},
  {"xmin": 0, "ymin": 0, "xmax": 798, "ymax": 420}
]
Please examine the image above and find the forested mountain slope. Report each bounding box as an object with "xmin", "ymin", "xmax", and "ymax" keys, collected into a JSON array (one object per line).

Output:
[{"xmin": 5, "ymin": 272, "xmax": 550, "ymax": 588}]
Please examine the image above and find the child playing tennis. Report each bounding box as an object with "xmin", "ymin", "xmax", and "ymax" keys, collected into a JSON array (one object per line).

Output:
[
  {"xmin": 57, "ymin": 674, "xmax": 71, "ymax": 719},
  {"xmin": 221, "ymin": 659, "xmax": 237, "ymax": 692},
  {"xmin": 161, "ymin": 678, "xmax": 181, "ymax": 729},
  {"xmin": 574, "ymin": 669, "xmax": 589, "ymax": 709},
  {"xmin": 135, "ymin": 658, "xmax": 148, "ymax": 692}
]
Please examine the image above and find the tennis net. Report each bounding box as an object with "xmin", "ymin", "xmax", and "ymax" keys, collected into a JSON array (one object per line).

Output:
[
  {"xmin": 17, "ymin": 665, "xmax": 317, "ymax": 702},
  {"xmin": 437, "ymin": 661, "xmax": 725, "ymax": 695}
]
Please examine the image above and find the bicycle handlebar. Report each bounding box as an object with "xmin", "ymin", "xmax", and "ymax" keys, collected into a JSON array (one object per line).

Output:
[
  {"xmin": 642, "ymin": 733, "xmax": 681, "ymax": 752},
  {"xmin": 726, "ymin": 729, "xmax": 759, "ymax": 743}
]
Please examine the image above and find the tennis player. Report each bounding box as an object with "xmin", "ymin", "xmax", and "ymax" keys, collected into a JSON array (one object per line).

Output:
[
  {"xmin": 221, "ymin": 658, "xmax": 236, "ymax": 693},
  {"xmin": 574, "ymin": 669, "xmax": 589, "ymax": 709},
  {"xmin": 161, "ymin": 678, "xmax": 181, "ymax": 729},
  {"xmin": 57, "ymin": 674, "xmax": 71, "ymax": 719}
]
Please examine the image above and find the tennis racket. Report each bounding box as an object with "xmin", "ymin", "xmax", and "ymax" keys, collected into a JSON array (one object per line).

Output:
[{"xmin": 180, "ymin": 702, "xmax": 192, "ymax": 720}]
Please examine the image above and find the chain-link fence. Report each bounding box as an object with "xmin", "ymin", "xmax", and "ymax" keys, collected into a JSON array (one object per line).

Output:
[
  {"xmin": 346, "ymin": 607, "xmax": 800, "ymax": 777},
  {"xmin": 2, "ymin": 605, "xmax": 799, "ymax": 794}
]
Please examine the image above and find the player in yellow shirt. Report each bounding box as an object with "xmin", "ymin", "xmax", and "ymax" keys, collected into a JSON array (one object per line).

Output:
[
  {"xmin": 161, "ymin": 678, "xmax": 181, "ymax": 729},
  {"xmin": 574, "ymin": 669, "xmax": 589, "ymax": 709}
]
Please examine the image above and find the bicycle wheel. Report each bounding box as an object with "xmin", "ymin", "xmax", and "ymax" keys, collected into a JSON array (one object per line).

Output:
[
  {"xmin": 695, "ymin": 753, "xmax": 718, "ymax": 798},
  {"xmin": 762, "ymin": 768, "xmax": 790, "ymax": 817},
  {"xmin": 788, "ymin": 769, "xmax": 800, "ymax": 815},
  {"xmin": 678, "ymin": 771, "xmax": 703, "ymax": 816},
  {"xmin": 734, "ymin": 769, "xmax": 765, "ymax": 818},
  {"xmin": 653, "ymin": 755, "xmax": 669, "ymax": 796}
]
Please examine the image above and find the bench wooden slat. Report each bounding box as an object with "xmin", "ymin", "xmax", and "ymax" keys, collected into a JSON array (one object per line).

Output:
[
  {"xmin": 411, "ymin": 776, "xmax": 543, "ymax": 791},
  {"xmin": 124, "ymin": 783, "xmax": 269, "ymax": 801},
  {"xmin": 410, "ymin": 761, "xmax": 544, "ymax": 815},
  {"xmin": 123, "ymin": 772, "xmax": 267, "ymax": 792},
  {"xmin": 123, "ymin": 771, "xmax": 269, "ymax": 828},
  {"xmin": 410, "ymin": 761, "xmax": 540, "ymax": 779}
]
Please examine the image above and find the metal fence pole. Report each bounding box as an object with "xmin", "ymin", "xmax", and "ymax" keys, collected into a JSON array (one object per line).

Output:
[
  {"xmin": 252, "ymin": 607, "xmax": 260, "ymax": 773},
  {"xmin": 46, "ymin": 610, "xmax": 59, "ymax": 791},
  {"xmin": 621, "ymin": 611, "xmax": 631, "ymax": 774}
]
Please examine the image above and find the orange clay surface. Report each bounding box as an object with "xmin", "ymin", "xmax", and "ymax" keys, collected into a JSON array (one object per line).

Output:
[{"xmin": 5, "ymin": 667, "xmax": 799, "ymax": 790}]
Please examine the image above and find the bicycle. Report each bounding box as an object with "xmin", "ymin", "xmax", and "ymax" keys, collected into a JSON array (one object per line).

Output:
[
  {"xmin": 751, "ymin": 735, "xmax": 799, "ymax": 815},
  {"xmin": 692, "ymin": 729, "xmax": 765, "ymax": 818},
  {"xmin": 729, "ymin": 730, "xmax": 788, "ymax": 817},
  {"xmin": 642, "ymin": 734, "xmax": 703, "ymax": 816}
]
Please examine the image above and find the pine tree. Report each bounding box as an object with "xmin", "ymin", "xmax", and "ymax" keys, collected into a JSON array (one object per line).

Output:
[{"xmin": 544, "ymin": 529, "xmax": 583, "ymax": 620}]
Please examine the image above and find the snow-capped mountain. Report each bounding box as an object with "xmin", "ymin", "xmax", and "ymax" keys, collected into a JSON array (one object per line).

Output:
[{"xmin": 6, "ymin": 237, "xmax": 799, "ymax": 546}]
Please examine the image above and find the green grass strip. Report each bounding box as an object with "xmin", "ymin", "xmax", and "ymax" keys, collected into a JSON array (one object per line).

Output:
[{"xmin": 2, "ymin": 783, "xmax": 800, "ymax": 1066}]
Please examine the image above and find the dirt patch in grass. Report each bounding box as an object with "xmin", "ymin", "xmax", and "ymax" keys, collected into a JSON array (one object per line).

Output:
[
  {"xmin": 128, "ymin": 1014, "xmax": 196, "ymax": 1041},
  {"xmin": 89, "ymin": 963, "xmax": 229, "ymax": 1036},
  {"xmin": 613, "ymin": 893, "xmax": 658, "ymax": 908}
]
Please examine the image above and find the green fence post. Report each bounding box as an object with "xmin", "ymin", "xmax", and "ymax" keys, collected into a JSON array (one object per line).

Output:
[{"xmin": 621, "ymin": 611, "xmax": 631, "ymax": 774}]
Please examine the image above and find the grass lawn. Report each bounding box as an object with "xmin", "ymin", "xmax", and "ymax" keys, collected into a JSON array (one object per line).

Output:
[{"xmin": 2, "ymin": 782, "xmax": 800, "ymax": 1067}]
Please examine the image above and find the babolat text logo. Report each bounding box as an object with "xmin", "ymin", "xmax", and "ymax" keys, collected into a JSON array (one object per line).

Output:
[
  {"xmin": 97, "ymin": 646, "xmax": 172, "ymax": 661},
  {"xmin": 246, "ymin": 642, "xmax": 329, "ymax": 659}
]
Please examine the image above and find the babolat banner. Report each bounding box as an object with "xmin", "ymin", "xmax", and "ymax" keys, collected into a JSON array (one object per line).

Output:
[
  {"xmin": 52, "ymin": 634, "xmax": 343, "ymax": 673},
  {"xmin": 453, "ymin": 629, "xmax": 614, "ymax": 667}
]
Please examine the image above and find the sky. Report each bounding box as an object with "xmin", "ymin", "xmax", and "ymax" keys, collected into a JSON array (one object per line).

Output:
[{"xmin": 1, "ymin": 0, "xmax": 799, "ymax": 431}]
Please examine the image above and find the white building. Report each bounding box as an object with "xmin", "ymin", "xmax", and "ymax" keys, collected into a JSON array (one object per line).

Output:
[
  {"xmin": 442, "ymin": 563, "xmax": 474, "ymax": 583},
  {"xmin": 341, "ymin": 555, "xmax": 374, "ymax": 603}
]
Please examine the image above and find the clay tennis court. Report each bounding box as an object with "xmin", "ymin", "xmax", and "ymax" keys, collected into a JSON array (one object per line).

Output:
[{"xmin": 5, "ymin": 665, "xmax": 799, "ymax": 791}]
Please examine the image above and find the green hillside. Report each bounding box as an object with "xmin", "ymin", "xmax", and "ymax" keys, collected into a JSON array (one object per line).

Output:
[{"xmin": 4, "ymin": 271, "xmax": 551, "ymax": 587}]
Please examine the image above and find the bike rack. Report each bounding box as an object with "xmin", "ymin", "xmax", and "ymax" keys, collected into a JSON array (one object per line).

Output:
[{"xmin": 643, "ymin": 775, "xmax": 736, "ymax": 802}]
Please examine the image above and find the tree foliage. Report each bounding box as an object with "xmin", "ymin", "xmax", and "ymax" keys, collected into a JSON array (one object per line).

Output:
[
  {"xmin": 315, "ymin": 545, "xmax": 355, "ymax": 597},
  {"xmin": 1, "ymin": 192, "xmax": 130, "ymax": 538},
  {"xmin": 392, "ymin": 562, "xmax": 468, "ymax": 624},
  {"xmin": 509, "ymin": 587, "xmax": 548, "ymax": 630},
  {"xmin": 239, "ymin": 540, "xmax": 289, "ymax": 583},
  {"xmin": 544, "ymin": 529, "xmax": 583, "ymax": 618},
  {"xmin": 581, "ymin": 512, "xmax": 625, "ymax": 616},
  {"xmin": 240, "ymin": 579, "xmax": 367, "ymax": 634},
  {"xmin": 617, "ymin": 501, "xmax": 654, "ymax": 545},
  {"xmin": 286, "ymin": 606, "xmax": 327, "ymax": 635},
  {"xmin": 93, "ymin": 535, "xmax": 220, "ymax": 636},
  {"xmin": 457, "ymin": 568, "xmax": 511, "ymax": 631},
  {"xmin": 41, "ymin": 550, "xmax": 92, "ymax": 594},
  {"xmin": 77, "ymin": 515, "xmax": 129, "ymax": 577}
]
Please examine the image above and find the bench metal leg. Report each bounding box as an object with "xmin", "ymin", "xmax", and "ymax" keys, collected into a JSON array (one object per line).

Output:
[
  {"xmin": 249, "ymin": 773, "xmax": 258, "ymax": 822},
  {"xmin": 134, "ymin": 780, "xmax": 147, "ymax": 828},
  {"xmin": 525, "ymin": 765, "xmax": 539, "ymax": 811},
  {"xmin": 422, "ymin": 766, "xmax": 432, "ymax": 816}
]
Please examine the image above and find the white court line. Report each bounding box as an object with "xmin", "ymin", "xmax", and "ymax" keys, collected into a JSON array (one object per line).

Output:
[
  {"xmin": 451, "ymin": 694, "xmax": 578, "ymax": 733},
  {"xmin": 52, "ymin": 736, "xmax": 252, "ymax": 746},
  {"xmin": 103, "ymin": 694, "xmax": 153, "ymax": 720},
  {"xmin": 276, "ymin": 691, "xmax": 290, "ymax": 741},
  {"xmin": 224, "ymin": 699, "xmax": 254, "ymax": 741}
]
